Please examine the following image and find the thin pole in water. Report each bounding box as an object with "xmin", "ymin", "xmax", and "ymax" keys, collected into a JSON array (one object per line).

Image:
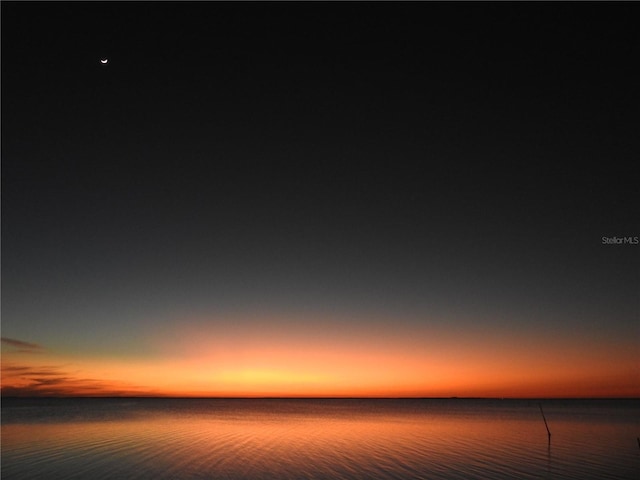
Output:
[{"xmin": 539, "ymin": 403, "xmax": 551, "ymax": 443}]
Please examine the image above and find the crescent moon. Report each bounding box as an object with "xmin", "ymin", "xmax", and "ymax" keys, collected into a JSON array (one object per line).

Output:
[{"xmin": 100, "ymin": 59, "xmax": 108, "ymax": 64}]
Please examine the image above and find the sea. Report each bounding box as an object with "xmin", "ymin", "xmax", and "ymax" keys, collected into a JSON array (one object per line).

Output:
[{"xmin": 1, "ymin": 398, "xmax": 638, "ymax": 479}]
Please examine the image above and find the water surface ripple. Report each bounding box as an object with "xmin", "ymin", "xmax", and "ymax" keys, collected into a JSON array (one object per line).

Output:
[{"xmin": 2, "ymin": 398, "xmax": 638, "ymax": 479}]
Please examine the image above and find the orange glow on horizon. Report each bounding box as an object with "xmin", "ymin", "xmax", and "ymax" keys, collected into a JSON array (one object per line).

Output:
[{"xmin": 2, "ymin": 314, "xmax": 638, "ymax": 398}]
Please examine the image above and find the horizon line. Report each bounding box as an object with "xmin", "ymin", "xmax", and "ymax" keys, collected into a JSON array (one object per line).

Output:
[{"xmin": 3, "ymin": 395, "xmax": 639, "ymax": 400}]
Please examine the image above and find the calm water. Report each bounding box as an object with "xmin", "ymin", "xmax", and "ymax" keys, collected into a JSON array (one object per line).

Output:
[{"xmin": 1, "ymin": 398, "xmax": 638, "ymax": 479}]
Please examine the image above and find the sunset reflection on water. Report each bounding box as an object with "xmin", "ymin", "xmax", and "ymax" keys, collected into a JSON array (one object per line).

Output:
[{"xmin": 2, "ymin": 399, "xmax": 638, "ymax": 479}]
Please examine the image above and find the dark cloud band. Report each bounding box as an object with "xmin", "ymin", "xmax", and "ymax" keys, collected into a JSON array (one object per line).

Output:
[{"xmin": 1, "ymin": 337, "xmax": 44, "ymax": 350}]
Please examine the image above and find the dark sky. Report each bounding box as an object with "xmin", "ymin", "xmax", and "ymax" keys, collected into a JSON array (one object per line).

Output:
[{"xmin": 2, "ymin": 2, "xmax": 638, "ymax": 396}]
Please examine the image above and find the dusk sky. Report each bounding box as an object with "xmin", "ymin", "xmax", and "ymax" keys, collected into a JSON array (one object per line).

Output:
[{"xmin": 2, "ymin": 2, "xmax": 638, "ymax": 398}]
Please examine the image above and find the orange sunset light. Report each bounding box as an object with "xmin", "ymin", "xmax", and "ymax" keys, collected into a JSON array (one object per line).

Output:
[{"xmin": 2, "ymin": 314, "xmax": 638, "ymax": 398}]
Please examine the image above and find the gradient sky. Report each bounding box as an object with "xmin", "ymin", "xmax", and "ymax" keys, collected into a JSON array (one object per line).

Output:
[{"xmin": 2, "ymin": 2, "xmax": 638, "ymax": 397}]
